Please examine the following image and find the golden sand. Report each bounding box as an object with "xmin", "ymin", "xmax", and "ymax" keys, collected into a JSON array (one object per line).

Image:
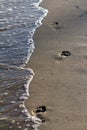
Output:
[{"xmin": 26, "ymin": 0, "xmax": 87, "ymax": 129}]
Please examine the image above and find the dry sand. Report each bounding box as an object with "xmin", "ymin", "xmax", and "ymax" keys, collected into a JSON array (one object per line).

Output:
[{"xmin": 26, "ymin": 0, "xmax": 87, "ymax": 129}]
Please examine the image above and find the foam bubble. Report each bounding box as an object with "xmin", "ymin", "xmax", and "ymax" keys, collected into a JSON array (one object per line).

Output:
[{"xmin": 0, "ymin": 0, "xmax": 48, "ymax": 130}]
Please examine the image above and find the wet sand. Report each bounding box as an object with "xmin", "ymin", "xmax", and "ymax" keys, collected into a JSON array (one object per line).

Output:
[{"xmin": 26, "ymin": 0, "xmax": 87, "ymax": 129}]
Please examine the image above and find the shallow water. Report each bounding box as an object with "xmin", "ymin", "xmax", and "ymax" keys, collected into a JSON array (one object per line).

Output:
[{"xmin": 0, "ymin": 0, "xmax": 47, "ymax": 129}]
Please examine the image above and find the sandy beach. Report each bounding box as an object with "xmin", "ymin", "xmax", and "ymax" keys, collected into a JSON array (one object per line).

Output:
[{"xmin": 26, "ymin": 0, "xmax": 87, "ymax": 129}]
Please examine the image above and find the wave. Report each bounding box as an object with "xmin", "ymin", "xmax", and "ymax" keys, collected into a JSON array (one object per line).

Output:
[{"xmin": 0, "ymin": 0, "xmax": 48, "ymax": 129}]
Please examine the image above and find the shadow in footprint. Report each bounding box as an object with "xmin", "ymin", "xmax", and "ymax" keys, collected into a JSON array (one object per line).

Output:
[
  {"xmin": 61, "ymin": 51, "xmax": 71, "ymax": 57},
  {"xmin": 31, "ymin": 106, "xmax": 47, "ymax": 122},
  {"xmin": 36, "ymin": 106, "xmax": 46, "ymax": 113},
  {"xmin": 54, "ymin": 51, "xmax": 71, "ymax": 62},
  {"xmin": 52, "ymin": 21, "xmax": 62, "ymax": 30},
  {"xmin": 31, "ymin": 106, "xmax": 53, "ymax": 123},
  {"xmin": 75, "ymin": 5, "xmax": 80, "ymax": 9}
]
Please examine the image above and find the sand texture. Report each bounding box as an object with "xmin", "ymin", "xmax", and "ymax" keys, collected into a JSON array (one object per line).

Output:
[{"xmin": 26, "ymin": 0, "xmax": 87, "ymax": 129}]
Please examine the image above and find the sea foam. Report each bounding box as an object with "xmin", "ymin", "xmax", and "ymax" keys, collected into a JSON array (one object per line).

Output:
[{"xmin": 0, "ymin": 0, "xmax": 48, "ymax": 129}]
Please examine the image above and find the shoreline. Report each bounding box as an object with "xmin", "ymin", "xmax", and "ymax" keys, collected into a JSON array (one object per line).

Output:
[{"xmin": 26, "ymin": 0, "xmax": 87, "ymax": 130}]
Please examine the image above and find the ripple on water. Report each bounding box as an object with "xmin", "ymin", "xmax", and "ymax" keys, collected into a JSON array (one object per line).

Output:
[{"xmin": 0, "ymin": 0, "xmax": 47, "ymax": 129}]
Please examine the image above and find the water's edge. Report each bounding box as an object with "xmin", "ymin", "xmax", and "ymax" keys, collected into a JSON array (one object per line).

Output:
[{"xmin": 24, "ymin": 0, "xmax": 48, "ymax": 129}]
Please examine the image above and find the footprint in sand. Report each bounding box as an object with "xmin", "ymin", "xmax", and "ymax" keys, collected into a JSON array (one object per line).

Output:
[
  {"xmin": 54, "ymin": 51, "xmax": 71, "ymax": 62},
  {"xmin": 75, "ymin": 5, "xmax": 80, "ymax": 9},
  {"xmin": 49, "ymin": 21, "xmax": 62, "ymax": 31},
  {"xmin": 60, "ymin": 51, "xmax": 71, "ymax": 57},
  {"xmin": 31, "ymin": 106, "xmax": 47, "ymax": 123}
]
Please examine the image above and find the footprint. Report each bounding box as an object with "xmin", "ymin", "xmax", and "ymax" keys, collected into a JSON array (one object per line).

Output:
[
  {"xmin": 54, "ymin": 51, "xmax": 71, "ymax": 63},
  {"xmin": 49, "ymin": 21, "xmax": 62, "ymax": 31},
  {"xmin": 75, "ymin": 5, "xmax": 80, "ymax": 9},
  {"xmin": 55, "ymin": 51, "xmax": 71, "ymax": 61},
  {"xmin": 60, "ymin": 51, "xmax": 71, "ymax": 57},
  {"xmin": 36, "ymin": 106, "xmax": 46, "ymax": 113},
  {"xmin": 32, "ymin": 106, "xmax": 46, "ymax": 115},
  {"xmin": 52, "ymin": 22, "xmax": 62, "ymax": 30},
  {"xmin": 31, "ymin": 106, "xmax": 47, "ymax": 123}
]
